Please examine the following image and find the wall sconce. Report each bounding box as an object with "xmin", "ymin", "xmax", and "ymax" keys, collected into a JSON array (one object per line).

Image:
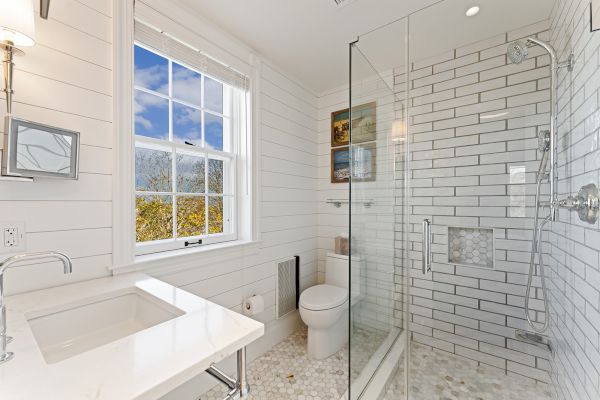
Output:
[
  {"xmin": 392, "ymin": 120, "xmax": 406, "ymax": 142},
  {"xmin": 40, "ymin": 0, "xmax": 51, "ymax": 19},
  {"xmin": 0, "ymin": 0, "xmax": 36, "ymax": 114}
]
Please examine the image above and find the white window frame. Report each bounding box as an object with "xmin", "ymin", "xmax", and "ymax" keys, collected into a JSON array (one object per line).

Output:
[
  {"xmin": 113, "ymin": 0, "xmax": 261, "ymax": 271},
  {"xmin": 133, "ymin": 42, "xmax": 238, "ymax": 256}
]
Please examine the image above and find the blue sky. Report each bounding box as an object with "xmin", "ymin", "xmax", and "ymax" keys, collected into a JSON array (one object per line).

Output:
[{"xmin": 134, "ymin": 45, "xmax": 224, "ymax": 150}]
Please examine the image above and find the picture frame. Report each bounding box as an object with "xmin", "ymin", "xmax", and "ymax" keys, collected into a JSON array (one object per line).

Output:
[
  {"xmin": 331, "ymin": 108, "xmax": 349, "ymax": 147},
  {"xmin": 351, "ymin": 142, "xmax": 376, "ymax": 182},
  {"xmin": 331, "ymin": 147, "xmax": 350, "ymax": 183},
  {"xmin": 351, "ymin": 101, "xmax": 377, "ymax": 143}
]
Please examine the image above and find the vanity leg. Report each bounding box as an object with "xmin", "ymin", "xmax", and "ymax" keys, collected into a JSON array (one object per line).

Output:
[
  {"xmin": 237, "ymin": 347, "xmax": 249, "ymax": 398},
  {"xmin": 205, "ymin": 347, "xmax": 250, "ymax": 400}
]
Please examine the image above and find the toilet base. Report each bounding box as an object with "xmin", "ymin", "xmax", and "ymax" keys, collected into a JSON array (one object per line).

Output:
[{"xmin": 307, "ymin": 314, "xmax": 348, "ymax": 359}]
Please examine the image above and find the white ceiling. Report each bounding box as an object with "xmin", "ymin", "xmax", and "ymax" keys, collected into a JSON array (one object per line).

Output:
[{"xmin": 179, "ymin": 0, "xmax": 556, "ymax": 93}]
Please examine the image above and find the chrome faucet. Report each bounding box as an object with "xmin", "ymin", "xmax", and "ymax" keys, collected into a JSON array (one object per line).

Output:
[{"xmin": 0, "ymin": 251, "xmax": 73, "ymax": 364}]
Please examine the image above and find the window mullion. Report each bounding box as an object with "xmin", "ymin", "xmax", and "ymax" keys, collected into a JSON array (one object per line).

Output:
[
  {"xmin": 172, "ymin": 143, "xmax": 177, "ymax": 241},
  {"xmin": 169, "ymin": 59, "xmax": 177, "ymax": 240},
  {"xmin": 201, "ymin": 74, "xmax": 206, "ymax": 148},
  {"xmin": 205, "ymin": 153, "xmax": 209, "ymax": 236}
]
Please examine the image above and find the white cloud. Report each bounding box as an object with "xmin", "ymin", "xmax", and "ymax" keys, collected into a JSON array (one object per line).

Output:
[
  {"xmin": 174, "ymin": 105, "xmax": 201, "ymax": 126},
  {"xmin": 172, "ymin": 66, "xmax": 202, "ymax": 105},
  {"xmin": 136, "ymin": 115, "xmax": 153, "ymax": 130},
  {"xmin": 134, "ymin": 65, "xmax": 168, "ymax": 94}
]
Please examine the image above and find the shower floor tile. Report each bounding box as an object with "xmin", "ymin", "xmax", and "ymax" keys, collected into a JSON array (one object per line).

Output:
[{"xmin": 383, "ymin": 342, "xmax": 553, "ymax": 400}]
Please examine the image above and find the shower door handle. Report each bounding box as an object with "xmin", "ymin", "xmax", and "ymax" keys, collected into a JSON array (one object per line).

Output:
[{"xmin": 422, "ymin": 219, "xmax": 432, "ymax": 274}]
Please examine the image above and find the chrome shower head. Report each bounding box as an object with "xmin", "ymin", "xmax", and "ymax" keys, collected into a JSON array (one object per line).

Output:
[{"xmin": 508, "ymin": 40, "xmax": 529, "ymax": 64}]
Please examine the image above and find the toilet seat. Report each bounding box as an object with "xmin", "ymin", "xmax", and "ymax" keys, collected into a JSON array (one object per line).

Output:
[{"xmin": 299, "ymin": 284, "xmax": 348, "ymax": 311}]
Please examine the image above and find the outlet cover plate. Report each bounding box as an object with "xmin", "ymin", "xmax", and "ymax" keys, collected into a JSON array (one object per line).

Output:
[{"xmin": 0, "ymin": 221, "xmax": 25, "ymax": 254}]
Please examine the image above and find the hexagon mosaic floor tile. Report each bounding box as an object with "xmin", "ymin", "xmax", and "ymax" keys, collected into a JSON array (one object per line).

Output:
[
  {"xmin": 201, "ymin": 325, "xmax": 387, "ymax": 400},
  {"xmin": 201, "ymin": 327, "xmax": 347, "ymax": 400},
  {"xmin": 383, "ymin": 343, "xmax": 553, "ymax": 400},
  {"xmin": 201, "ymin": 329, "xmax": 553, "ymax": 400}
]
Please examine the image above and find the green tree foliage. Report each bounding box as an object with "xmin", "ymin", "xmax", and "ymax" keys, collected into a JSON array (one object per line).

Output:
[
  {"xmin": 135, "ymin": 150, "xmax": 225, "ymax": 242},
  {"xmin": 136, "ymin": 196, "xmax": 173, "ymax": 242},
  {"xmin": 176, "ymin": 197, "xmax": 206, "ymax": 238}
]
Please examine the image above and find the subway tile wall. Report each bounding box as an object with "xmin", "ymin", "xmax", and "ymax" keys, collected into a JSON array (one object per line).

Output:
[
  {"xmin": 549, "ymin": 0, "xmax": 600, "ymax": 399},
  {"xmin": 395, "ymin": 20, "xmax": 555, "ymax": 383}
]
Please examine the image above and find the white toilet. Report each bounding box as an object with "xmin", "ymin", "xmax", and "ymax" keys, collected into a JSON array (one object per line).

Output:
[{"xmin": 299, "ymin": 253, "xmax": 355, "ymax": 359}]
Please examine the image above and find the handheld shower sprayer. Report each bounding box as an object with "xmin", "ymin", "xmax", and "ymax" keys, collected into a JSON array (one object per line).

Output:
[
  {"xmin": 507, "ymin": 38, "xmax": 574, "ymax": 334},
  {"xmin": 536, "ymin": 130, "xmax": 550, "ymax": 179},
  {"xmin": 524, "ymin": 130, "xmax": 552, "ymax": 333}
]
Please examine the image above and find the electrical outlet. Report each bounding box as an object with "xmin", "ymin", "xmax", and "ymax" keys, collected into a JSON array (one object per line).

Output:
[
  {"xmin": 5, "ymin": 227, "xmax": 18, "ymax": 247},
  {"xmin": 0, "ymin": 222, "xmax": 25, "ymax": 253}
]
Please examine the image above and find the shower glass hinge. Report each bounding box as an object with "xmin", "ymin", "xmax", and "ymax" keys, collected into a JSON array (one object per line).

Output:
[{"xmin": 515, "ymin": 330, "xmax": 553, "ymax": 354}]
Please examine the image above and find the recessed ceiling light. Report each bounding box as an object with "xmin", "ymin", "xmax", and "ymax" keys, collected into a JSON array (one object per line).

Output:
[{"xmin": 466, "ymin": 6, "xmax": 480, "ymax": 17}]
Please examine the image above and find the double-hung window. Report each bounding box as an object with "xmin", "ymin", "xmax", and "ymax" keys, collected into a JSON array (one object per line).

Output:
[{"xmin": 133, "ymin": 41, "xmax": 241, "ymax": 255}]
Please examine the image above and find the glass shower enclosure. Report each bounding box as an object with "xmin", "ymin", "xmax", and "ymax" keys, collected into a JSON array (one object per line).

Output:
[
  {"xmin": 348, "ymin": 0, "xmax": 558, "ymax": 399},
  {"xmin": 349, "ymin": 18, "xmax": 408, "ymax": 400}
]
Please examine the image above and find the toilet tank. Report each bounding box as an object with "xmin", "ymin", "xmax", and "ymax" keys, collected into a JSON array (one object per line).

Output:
[{"xmin": 325, "ymin": 253, "xmax": 362, "ymax": 290}]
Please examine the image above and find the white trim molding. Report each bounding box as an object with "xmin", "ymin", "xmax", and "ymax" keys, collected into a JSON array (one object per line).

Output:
[
  {"xmin": 110, "ymin": 239, "xmax": 262, "ymax": 276},
  {"xmin": 113, "ymin": 0, "xmax": 136, "ymax": 269},
  {"xmin": 112, "ymin": 0, "xmax": 262, "ymax": 272}
]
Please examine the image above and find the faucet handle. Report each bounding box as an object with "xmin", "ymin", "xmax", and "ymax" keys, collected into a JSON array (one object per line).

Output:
[
  {"xmin": 558, "ymin": 195, "xmax": 580, "ymax": 209},
  {"xmin": 557, "ymin": 184, "xmax": 599, "ymax": 224}
]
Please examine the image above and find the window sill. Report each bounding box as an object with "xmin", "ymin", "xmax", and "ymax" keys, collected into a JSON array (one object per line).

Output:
[{"xmin": 110, "ymin": 239, "xmax": 262, "ymax": 275}]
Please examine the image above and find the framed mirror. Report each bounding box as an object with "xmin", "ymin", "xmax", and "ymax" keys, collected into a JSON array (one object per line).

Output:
[
  {"xmin": 4, "ymin": 117, "xmax": 80, "ymax": 179},
  {"xmin": 593, "ymin": 0, "xmax": 600, "ymax": 31}
]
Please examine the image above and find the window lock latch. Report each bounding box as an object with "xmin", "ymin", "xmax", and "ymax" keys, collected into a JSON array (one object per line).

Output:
[{"xmin": 184, "ymin": 239, "xmax": 203, "ymax": 247}]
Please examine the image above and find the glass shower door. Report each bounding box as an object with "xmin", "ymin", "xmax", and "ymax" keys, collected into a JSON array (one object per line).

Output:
[{"xmin": 349, "ymin": 18, "xmax": 409, "ymax": 400}]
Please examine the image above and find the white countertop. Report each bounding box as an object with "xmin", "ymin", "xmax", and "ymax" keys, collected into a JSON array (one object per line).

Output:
[{"xmin": 0, "ymin": 273, "xmax": 264, "ymax": 400}]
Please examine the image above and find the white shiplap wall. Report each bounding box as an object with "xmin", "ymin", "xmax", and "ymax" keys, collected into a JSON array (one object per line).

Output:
[
  {"xmin": 1, "ymin": 0, "xmax": 114, "ymax": 295},
  {"xmin": 1, "ymin": 1, "xmax": 319, "ymax": 398},
  {"xmin": 317, "ymin": 86, "xmax": 349, "ymax": 282}
]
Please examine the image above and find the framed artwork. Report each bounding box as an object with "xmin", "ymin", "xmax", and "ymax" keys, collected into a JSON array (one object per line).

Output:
[
  {"xmin": 331, "ymin": 108, "xmax": 349, "ymax": 147},
  {"xmin": 593, "ymin": 0, "xmax": 600, "ymax": 31},
  {"xmin": 351, "ymin": 102, "xmax": 376, "ymax": 143},
  {"xmin": 351, "ymin": 142, "xmax": 376, "ymax": 182},
  {"xmin": 331, "ymin": 147, "xmax": 350, "ymax": 183}
]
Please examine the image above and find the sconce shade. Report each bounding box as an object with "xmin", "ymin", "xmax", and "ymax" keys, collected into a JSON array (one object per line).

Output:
[{"xmin": 0, "ymin": 0, "xmax": 36, "ymax": 47}]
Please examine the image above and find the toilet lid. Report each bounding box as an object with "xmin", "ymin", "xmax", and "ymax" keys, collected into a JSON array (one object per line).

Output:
[{"xmin": 300, "ymin": 284, "xmax": 348, "ymax": 311}]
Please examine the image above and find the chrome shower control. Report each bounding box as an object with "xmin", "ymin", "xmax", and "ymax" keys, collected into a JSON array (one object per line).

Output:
[{"xmin": 557, "ymin": 183, "xmax": 599, "ymax": 224}]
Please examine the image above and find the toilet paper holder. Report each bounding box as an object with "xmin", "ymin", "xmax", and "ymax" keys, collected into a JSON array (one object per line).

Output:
[{"xmin": 243, "ymin": 294, "xmax": 265, "ymax": 316}]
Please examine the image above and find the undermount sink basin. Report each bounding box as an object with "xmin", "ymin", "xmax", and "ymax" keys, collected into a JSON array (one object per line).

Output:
[{"xmin": 26, "ymin": 288, "xmax": 185, "ymax": 364}]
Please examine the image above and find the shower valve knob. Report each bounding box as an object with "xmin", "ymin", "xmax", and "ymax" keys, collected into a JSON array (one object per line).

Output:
[{"xmin": 557, "ymin": 184, "xmax": 599, "ymax": 224}]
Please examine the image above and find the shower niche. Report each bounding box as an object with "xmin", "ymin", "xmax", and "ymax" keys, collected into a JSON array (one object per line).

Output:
[{"xmin": 447, "ymin": 226, "xmax": 494, "ymax": 269}]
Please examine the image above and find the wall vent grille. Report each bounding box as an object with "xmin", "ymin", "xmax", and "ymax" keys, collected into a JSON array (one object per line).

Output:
[{"xmin": 276, "ymin": 258, "xmax": 297, "ymax": 319}]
